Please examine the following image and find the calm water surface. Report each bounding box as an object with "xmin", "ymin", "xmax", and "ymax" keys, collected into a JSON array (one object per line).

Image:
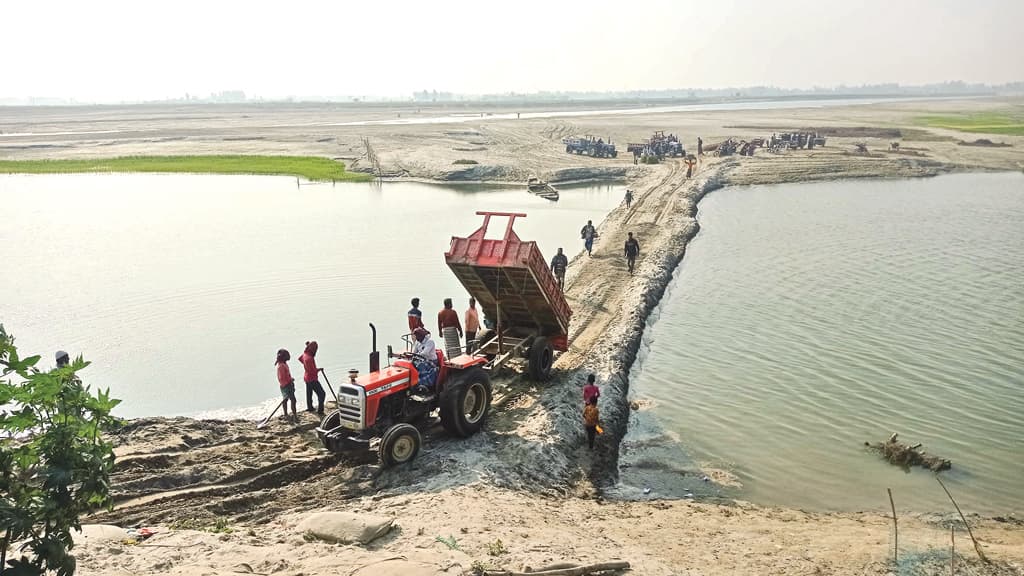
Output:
[
  {"xmin": 1, "ymin": 174, "xmax": 622, "ymax": 418},
  {"xmin": 621, "ymin": 173, "xmax": 1024, "ymax": 515}
]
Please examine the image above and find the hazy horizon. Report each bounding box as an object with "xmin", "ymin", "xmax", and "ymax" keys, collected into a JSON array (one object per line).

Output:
[{"xmin": 4, "ymin": 0, "xmax": 1020, "ymax": 103}]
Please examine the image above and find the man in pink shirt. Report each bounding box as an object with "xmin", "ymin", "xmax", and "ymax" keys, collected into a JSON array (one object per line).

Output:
[
  {"xmin": 465, "ymin": 297, "xmax": 480, "ymax": 354},
  {"xmin": 583, "ymin": 373, "xmax": 600, "ymax": 405}
]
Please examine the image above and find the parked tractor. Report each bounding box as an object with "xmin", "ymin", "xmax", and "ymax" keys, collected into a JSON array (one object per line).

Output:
[
  {"xmin": 563, "ymin": 135, "xmax": 618, "ymax": 158},
  {"xmin": 627, "ymin": 131, "xmax": 685, "ymax": 161}
]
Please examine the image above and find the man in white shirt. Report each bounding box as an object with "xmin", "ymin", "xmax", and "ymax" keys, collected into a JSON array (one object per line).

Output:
[{"xmin": 412, "ymin": 327, "xmax": 438, "ymax": 392}]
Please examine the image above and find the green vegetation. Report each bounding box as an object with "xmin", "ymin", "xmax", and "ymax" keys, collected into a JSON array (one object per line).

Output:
[
  {"xmin": 453, "ymin": 159, "xmax": 479, "ymax": 165},
  {"xmin": 486, "ymin": 538, "xmax": 508, "ymax": 556},
  {"xmin": 0, "ymin": 155, "xmax": 373, "ymax": 182},
  {"xmin": 916, "ymin": 111, "xmax": 1024, "ymax": 136},
  {"xmin": 1, "ymin": 325, "xmax": 121, "ymax": 575}
]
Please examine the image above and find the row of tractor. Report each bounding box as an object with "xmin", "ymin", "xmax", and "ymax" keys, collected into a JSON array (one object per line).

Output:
[
  {"xmin": 767, "ymin": 132, "xmax": 827, "ymax": 153},
  {"xmin": 627, "ymin": 131, "xmax": 686, "ymax": 160},
  {"xmin": 316, "ymin": 212, "xmax": 571, "ymax": 467}
]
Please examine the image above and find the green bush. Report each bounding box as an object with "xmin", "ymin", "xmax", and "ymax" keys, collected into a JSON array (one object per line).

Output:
[{"xmin": 0, "ymin": 325, "xmax": 121, "ymax": 575}]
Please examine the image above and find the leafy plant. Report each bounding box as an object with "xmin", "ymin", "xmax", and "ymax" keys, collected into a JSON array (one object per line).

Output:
[
  {"xmin": 486, "ymin": 538, "xmax": 507, "ymax": 556},
  {"xmin": 1, "ymin": 324, "xmax": 121, "ymax": 575},
  {"xmin": 435, "ymin": 534, "xmax": 461, "ymax": 550}
]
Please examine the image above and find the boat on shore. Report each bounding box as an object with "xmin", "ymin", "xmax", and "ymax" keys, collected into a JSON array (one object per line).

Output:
[{"xmin": 527, "ymin": 177, "xmax": 559, "ymax": 201}]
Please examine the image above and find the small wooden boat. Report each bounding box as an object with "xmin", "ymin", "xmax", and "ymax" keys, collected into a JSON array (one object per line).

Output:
[{"xmin": 527, "ymin": 177, "xmax": 559, "ymax": 201}]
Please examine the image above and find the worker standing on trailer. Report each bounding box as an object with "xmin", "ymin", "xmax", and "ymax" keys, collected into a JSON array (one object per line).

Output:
[
  {"xmin": 437, "ymin": 298, "xmax": 464, "ymax": 358},
  {"xmin": 465, "ymin": 297, "xmax": 480, "ymax": 354},
  {"xmin": 408, "ymin": 297, "xmax": 425, "ymax": 333},
  {"xmin": 550, "ymin": 247, "xmax": 568, "ymax": 291},
  {"xmin": 624, "ymin": 232, "xmax": 640, "ymax": 275},
  {"xmin": 580, "ymin": 220, "xmax": 598, "ymax": 257}
]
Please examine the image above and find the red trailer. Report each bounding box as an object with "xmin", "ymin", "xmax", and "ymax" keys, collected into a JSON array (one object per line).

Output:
[{"xmin": 445, "ymin": 211, "xmax": 572, "ymax": 380}]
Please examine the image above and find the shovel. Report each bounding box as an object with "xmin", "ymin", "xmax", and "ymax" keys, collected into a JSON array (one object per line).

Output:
[
  {"xmin": 319, "ymin": 368, "xmax": 341, "ymax": 407},
  {"xmin": 256, "ymin": 400, "xmax": 285, "ymax": 429}
]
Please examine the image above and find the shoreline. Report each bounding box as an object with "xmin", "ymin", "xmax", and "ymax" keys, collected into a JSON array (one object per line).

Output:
[{"xmin": 8, "ymin": 99, "xmax": 1022, "ymax": 574}]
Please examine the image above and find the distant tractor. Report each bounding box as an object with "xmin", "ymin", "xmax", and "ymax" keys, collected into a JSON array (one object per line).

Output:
[
  {"xmin": 627, "ymin": 130, "xmax": 685, "ymax": 160},
  {"xmin": 563, "ymin": 135, "xmax": 618, "ymax": 158}
]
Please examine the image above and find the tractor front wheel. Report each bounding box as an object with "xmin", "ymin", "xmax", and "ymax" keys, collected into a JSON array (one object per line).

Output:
[
  {"xmin": 528, "ymin": 338, "xmax": 554, "ymax": 381},
  {"xmin": 440, "ymin": 367, "xmax": 492, "ymax": 438},
  {"xmin": 378, "ymin": 423, "xmax": 421, "ymax": 467}
]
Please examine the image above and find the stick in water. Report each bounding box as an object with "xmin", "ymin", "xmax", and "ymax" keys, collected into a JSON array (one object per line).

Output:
[
  {"xmin": 888, "ymin": 488, "xmax": 898, "ymax": 565},
  {"xmin": 936, "ymin": 476, "xmax": 989, "ymax": 563}
]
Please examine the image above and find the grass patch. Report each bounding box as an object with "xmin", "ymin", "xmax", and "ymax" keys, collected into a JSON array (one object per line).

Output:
[
  {"xmin": 0, "ymin": 155, "xmax": 373, "ymax": 182},
  {"xmin": 916, "ymin": 112, "xmax": 1024, "ymax": 136},
  {"xmin": 452, "ymin": 159, "xmax": 479, "ymax": 165}
]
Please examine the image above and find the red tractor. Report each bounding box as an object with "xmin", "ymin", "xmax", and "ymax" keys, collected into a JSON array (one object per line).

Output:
[
  {"xmin": 316, "ymin": 212, "xmax": 572, "ymax": 467},
  {"xmin": 317, "ymin": 325, "xmax": 493, "ymax": 466}
]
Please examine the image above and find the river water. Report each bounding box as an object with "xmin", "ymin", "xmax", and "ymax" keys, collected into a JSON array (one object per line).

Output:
[
  {"xmin": 620, "ymin": 172, "xmax": 1024, "ymax": 515},
  {"xmin": 1, "ymin": 174, "xmax": 622, "ymax": 418}
]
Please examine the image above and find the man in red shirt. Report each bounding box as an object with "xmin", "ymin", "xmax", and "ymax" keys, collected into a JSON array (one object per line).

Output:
[{"xmin": 437, "ymin": 298, "xmax": 463, "ymax": 359}]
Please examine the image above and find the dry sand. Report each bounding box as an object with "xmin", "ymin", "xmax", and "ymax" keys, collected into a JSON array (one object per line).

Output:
[{"xmin": 4, "ymin": 98, "xmax": 1024, "ymax": 575}]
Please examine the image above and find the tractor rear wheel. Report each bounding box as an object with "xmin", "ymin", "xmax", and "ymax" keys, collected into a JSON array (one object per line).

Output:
[
  {"xmin": 528, "ymin": 337, "xmax": 554, "ymax": 381},
  {"xmin": 378, "ymin": 423, "xmax": 421, "ymax": 467},
  {"xmin": 439, "ymin": 367, "xmax": 492, "ymax": 438}
]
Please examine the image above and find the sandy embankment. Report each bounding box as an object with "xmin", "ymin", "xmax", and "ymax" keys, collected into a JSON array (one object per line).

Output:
[{"xmin": 5, "ymin": 99, "xmax": 1023, "ymax": 575}]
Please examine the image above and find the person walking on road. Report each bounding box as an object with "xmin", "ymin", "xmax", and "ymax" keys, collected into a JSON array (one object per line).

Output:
[
  {"xmin": 624, "ymin": 189, "xmax": 633, "ymax": 209},
  {"xmin": 580, "ymin": 220, "xmax": 598, "ymax": 257},
  {"xmin": 550, "ymin": 247, "xmax": 568, "ymax": 291},
  {"xmin": 437, "ymin": 298, "xmax": 463, "ymax": 358},
  {"xmin": 624, "ymin": 232, "xmax": 640, "ymax": 275},
  {"xmin": 583, "ymin": 373, "xmax": 600, "ymax": 404},
  {"xmin": 583, "ymin": 396, "xmax": 600, "ymax": 450},
  {"xmin": 697, "ymin": 136, "xmax": 704, "ymax": 157},
  {"xmin": 298, "ymin": 341, "xmax": 326, "ymax": 416},
  {"xmin": 464, "ymin": 297, "xmax": 480, "ymax": 354},
  {"xmin": 275, "ymin": 348, "xmax": 298, "ymax": 422},
  {"xmin": 408, "ymin": 297, "xmax": 425, "ymax": 333}
]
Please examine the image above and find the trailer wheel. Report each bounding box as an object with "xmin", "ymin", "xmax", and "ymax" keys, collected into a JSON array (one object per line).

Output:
[
  {"xmin": 379, "ymin": 423, "xmax": 421, "ymax": 467},
  {"xmin": 528, "ymin": 338, "xmax": 554, "ymax": 381},
  {"xmin": 611, "ymin": 150, "xmax": 618, "ymax": 158},
  {"xmin": 440, "ymin": 367, "xmax": 492, "ymax": 437}
]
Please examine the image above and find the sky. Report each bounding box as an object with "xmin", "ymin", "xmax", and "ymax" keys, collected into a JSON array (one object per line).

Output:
[{"xmin": 2, "ymin": 0, "xmax": 1020, "ymax": 102}]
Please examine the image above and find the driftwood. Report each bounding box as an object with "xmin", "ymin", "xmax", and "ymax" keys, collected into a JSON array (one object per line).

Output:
[
  {"xmin": 865, "ymin": 433, "xmax": 951, "ymax": 472},
  {"xmin": 484, "ymin": 561, "xmax": 630, "ymax": 576}
]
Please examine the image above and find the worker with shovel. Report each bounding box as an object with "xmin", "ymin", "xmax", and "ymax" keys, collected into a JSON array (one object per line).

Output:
[
  {"xmin": 298, "ymin": 341, "xmax": 326, "ymax": 416},
  {"xmin": 275, "ymin": 349, "xmax": 298, "ymax": 423}
]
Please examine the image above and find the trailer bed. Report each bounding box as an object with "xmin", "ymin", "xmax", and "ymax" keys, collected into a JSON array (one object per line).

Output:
[{"xmin": 445, "ymin": 212, "xmax": 571, "ymax": 351}]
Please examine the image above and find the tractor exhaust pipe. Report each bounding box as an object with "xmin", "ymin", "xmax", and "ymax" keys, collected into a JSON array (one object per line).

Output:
[{"xmin": 369, "ymin": 323, "xmax": 380, "ymax": 373}]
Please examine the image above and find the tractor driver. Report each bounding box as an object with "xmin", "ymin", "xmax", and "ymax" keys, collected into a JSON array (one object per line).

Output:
[{"xmin": 411, "ymin": 327, "xmax": 439, "ymax": 392}]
